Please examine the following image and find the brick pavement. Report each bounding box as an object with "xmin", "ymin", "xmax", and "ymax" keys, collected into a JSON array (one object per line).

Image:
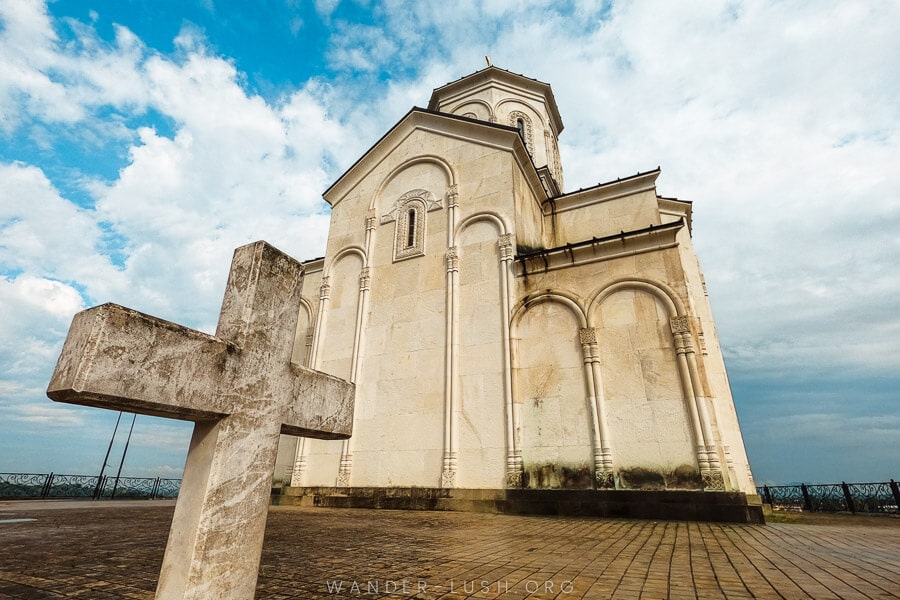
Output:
[{"xmin": 0, "ymin": 500, "xmax": 898, "ymax": 599}]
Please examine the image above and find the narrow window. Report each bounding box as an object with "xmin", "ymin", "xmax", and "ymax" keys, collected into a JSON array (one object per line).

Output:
[
  {"xmin": 516, "ymin": 118, "xmax": 525, "ymax": 137},
  {"xmin": 406, "ymin": 209, "xmax": 417, "ymax": 248}
]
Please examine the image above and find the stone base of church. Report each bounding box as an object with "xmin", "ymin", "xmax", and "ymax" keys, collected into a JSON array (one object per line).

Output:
[{"xmin": 273, "ymin": 486, "xmax": 764, "ymax": 524}]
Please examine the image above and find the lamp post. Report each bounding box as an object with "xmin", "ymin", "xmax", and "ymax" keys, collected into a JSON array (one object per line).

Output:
[
  {"xmin": 111, "ymin": 414, "xmax": 137, "ymax": 498},
  {"xmin": 93, "ymin": 411, "xmax": 122, "ymax": 499}
]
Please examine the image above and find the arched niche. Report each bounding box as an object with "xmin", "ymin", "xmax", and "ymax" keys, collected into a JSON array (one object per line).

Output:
[
  {"xmin": 454, "ymin": 217, "xmax": 506, "ymax": 487},
  {"xmin": 511, "ymin": 294, "xmax": 593, "ymax": 489},
  {"xmin": 303, "ymin": 250, "xmax": 364, "ymax": 486},
  {"xmin": 290, "ymin": 296, "xmax": 315, "ymax": 367},
  {"xmin": 449, "ymin": 99, "xmax": 492, "ymax": 122},
  {"xmin": 372, "ymin": 158, "xmax": 452, "ymax": 266},
  {"xmin": 589, "ymin": 282, "xmax": 700, "ymax": 490}
]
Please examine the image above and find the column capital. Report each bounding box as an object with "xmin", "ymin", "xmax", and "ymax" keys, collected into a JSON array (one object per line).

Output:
[
  {"xmin": 703, "ymin": 470, "xmax": 726, "ymax": 491},
  {"xmin": 579, "ymin": 327, "xmax": 597, "ymax": 345},
  {"xmin": 595, "ymin": 470, "xmax": 615, "ymax": 489},
  {"xmin": 498, "ymin": 233, "xmax": 514, "ymax": 261},
  {"xmin": 445, "ymin": 246, "xmax": 459, "ymax": 272},
  {"xmin": 446, "ymin": 184, "xmax": 459, "ymax": 208},
  {"xmin": 670, "ymin": 315, "xmax": 691, "ymax": 334}
]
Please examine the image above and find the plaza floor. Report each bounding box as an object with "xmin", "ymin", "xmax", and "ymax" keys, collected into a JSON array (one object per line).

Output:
[{"xmin": 0, "ymin": 500, "xmax": 898, "ymax": 599}]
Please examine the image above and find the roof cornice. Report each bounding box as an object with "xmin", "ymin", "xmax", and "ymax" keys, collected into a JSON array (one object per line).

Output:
[
  {"xmin": 658, "ymin": 197, "xmax": 693, "ymax": 234},
  {"xmin": 515, "ymin": 219, "xmax": 684, "ymax": 276},
  {"xmin": 543, "ymin": 169, "xmax": 661, "ymax": 215}
]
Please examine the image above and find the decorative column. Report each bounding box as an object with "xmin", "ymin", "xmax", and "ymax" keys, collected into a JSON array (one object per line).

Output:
[
  {"xmin": 309, "ymin": 275, "xmax": 331, "ymax": 367},
  {"xmin": 337, "ymin": 265, "xmax": 372, "ymax": 488},
  {"xmin": 670, "ymin": 315, "xmax": 724, "ymax": 490},
  {"xmin": 291, "ymin": 275, "xmax": 332, "ymax": 486},
  {"xmin": 289, "ymin": 438, "xmax": 307, "ymax": 487},
  {"xmin": 579, "ymin": 327, "xmax": 615, "ymax": 488},
  {"xmin": 498, "ymin": 234, "xmax": 522, "ymax": 487},
  {"xmin": 303, "ymin": 329, "xmax": 314, "ymax": 366},
  {"xmin": 442, "ymin": 245, "xmax": 460, "ymax": 488},
  {"xmin": 724, "ymin": 445, "xmax": 737, "ymax": 490}
]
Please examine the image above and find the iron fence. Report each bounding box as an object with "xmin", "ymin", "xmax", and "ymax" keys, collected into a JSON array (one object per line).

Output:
[
  {"xmin": 758, "ymin": 480, "xmax": 900, "ymax": 514},
  {"xmin": 5, "ymin": 472, "xmax": 897, "ymax": 512},
  {"xmin": 0, "ymin": 472, "xmax": 181, "ymax": 500}
]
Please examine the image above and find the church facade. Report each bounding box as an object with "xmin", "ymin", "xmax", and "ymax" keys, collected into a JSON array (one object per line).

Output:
[{"xmin": 274, "ymin": 66, "xmax": 757, "ymax": 495}]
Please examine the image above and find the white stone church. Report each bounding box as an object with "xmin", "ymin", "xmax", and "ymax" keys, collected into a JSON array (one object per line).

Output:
[{"xmin": 273, "ymin": 66, "xmax": 757, "ymax": 498}]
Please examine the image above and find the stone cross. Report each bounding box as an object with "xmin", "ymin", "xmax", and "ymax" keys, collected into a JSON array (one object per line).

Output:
[{"xmin": 47, "ymin": 241, "xmax": 354, "ymax": 599}]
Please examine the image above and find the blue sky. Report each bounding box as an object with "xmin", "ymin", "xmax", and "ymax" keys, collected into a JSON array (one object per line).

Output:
[{"xmin": 1, "ymin": 0, "xmax": 898, "ymax": 485}]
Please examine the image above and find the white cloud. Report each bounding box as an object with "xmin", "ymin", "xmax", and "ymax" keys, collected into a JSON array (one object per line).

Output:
[
  {"xmin": 0, "ymin": 163, "xmax": 123, "ymax": 294},
  {"xmin": 0, "ymin": 273, "xmax": 84, "ymax": 447},
  {"xmin": 7, "ymin": 403, "xmax": 85, "ymax": 427},
  {"xmin": 0, "ymin": 0, "xmax": 82, "ymax": 130},
  {"xmin": 128, "ymin": 420, "xmax": 193, "ymax": 451},
  {"xmin": 82, "ymin": 49, "xmax": 343, "ymax": 324},
  {"xmin": 0, "ymin": 8, "xmax": 347, "ymax": 467},
  {"xmin": 0, "ymin": 274, "xmax": 82, "ymax": 321},
  {"xmin": 314, "ymin": 0, "xmax": 341, "ymax": 21}
]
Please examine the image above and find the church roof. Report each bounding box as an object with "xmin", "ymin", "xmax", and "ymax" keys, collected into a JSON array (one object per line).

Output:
[
  {"xmin": 427, "ymin": 66, "xmax": 565, "ymax": 134},
  {"xmin": 551, "ymin": 169, "xmax": 661, "ymax": 197},
  {"xmin": 323, "ymin": 106, "xmax": 545, "ymax": 205}
]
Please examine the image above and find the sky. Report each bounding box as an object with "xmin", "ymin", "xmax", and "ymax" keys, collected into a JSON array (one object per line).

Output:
[{"xmin": 0, "ymin": 0, "xmax": 897, "ymax": 486}]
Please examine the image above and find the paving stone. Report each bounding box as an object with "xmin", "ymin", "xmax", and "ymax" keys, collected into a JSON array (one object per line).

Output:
[{"xmin": 0, "ymin": 502, "xmax": 898, "ymax": 599}]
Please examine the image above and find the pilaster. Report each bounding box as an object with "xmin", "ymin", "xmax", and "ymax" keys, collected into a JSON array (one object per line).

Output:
[
  {"xmin": 579, "ymin": 327, "xmax": 615, "ymax": 488},
  {"xmin": 670, "ymin": 315, "xmax": 724, "ymax": 490}
]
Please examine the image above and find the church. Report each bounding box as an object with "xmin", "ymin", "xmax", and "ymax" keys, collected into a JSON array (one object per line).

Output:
[{"xmin": 273, "ymin": 66, "xmax": 758, "ymax": 511}]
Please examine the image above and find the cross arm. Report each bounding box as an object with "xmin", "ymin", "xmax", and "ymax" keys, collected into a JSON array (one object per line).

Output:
[
  {"xmin": 282, "ymin": 365, "xmax": 354, "ymax": 439},
  {"xmin": 47, "ymin": 303, "xmax": 233, "ymax": 421}
]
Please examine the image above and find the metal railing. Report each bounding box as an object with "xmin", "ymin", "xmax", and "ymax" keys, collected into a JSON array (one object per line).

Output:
[
  {"xmin": 0, "ymin": 472, "xmax": 181, "ymax": 500},
  {"xmin": 6, "ymin": 472, "xmax": 897, "ymax": 512},
  {"xmin": 758, "ymin": 480, "xmax": 900, "ymax": 514}
]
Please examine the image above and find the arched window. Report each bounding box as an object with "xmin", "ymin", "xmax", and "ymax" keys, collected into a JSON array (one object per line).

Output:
[
  {"xmin": 406, "ymin": 209, "xmax": 417, "ymax": 248},
  {"xmin": 380, "ymin": 188, "xmax": 442, "ymax": 262},
  {"xmin": 508, "ymin": 111, "xmax": 533, "ymax": 154},
  {"xmin": 395, "ymin": 201, "xmax": 425, "ymax": 260}
]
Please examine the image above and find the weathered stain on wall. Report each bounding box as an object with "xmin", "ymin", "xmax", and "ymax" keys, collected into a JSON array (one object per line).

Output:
[
  {"xmin": 523, "ymin": 463, "xmax": 593, "ymax": 489},
  {"xmin": 617, "ymin": 465, "xmax": 702, "ymax": 491}
]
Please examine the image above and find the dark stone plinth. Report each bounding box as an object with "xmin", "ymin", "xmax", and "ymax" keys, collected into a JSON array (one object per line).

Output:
[{"xmin": 274, "ymin": 487, "xmax": 765, "ymax": 523}]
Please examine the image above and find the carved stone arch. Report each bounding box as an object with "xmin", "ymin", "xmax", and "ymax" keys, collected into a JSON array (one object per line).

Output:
[
  {"xmin": 497, "ymin": 98, "xmax": 543, "ymax": 152},
  {"xmin": 588, "ymin": 277, "xmax": 684, "ymax": 321},
  {"xmin": 447, "ymin": 98, "xmax": 493, "ymax": 122},
  {"xmin": 587, "ymin": 277, "xmax": 705, "ymax": 491},
  {"xmin": 454, "ymin": 211, "xmax": 509, "ymax": 244},
  {"xmin": 298, "ymin": 295, "xmax": 315, "ymax": 323},
  {"xmin": 508, "ymin": 111, "xmax": 534, "ymax": 154},
  {"xmin": 369, "ymin": 155, "xmax": 456, "ymax": 211},
  {"xmin": 291, "ymin": 296, "xmax": 316, "ymax": 367},
  {"xmin": 380, "ymin": 191, "xmax": 438, "ymax": 261},
  {"xmin": 496, "ymin": 97, "xmax": 544, "ymax": 122},
  {"xmin": 324, "ymin": 245, "xmax": 367, "ymax": 276},
  {"xmin": 511, "ymin": 290, "xmax": 588, "ymax": 333}
]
